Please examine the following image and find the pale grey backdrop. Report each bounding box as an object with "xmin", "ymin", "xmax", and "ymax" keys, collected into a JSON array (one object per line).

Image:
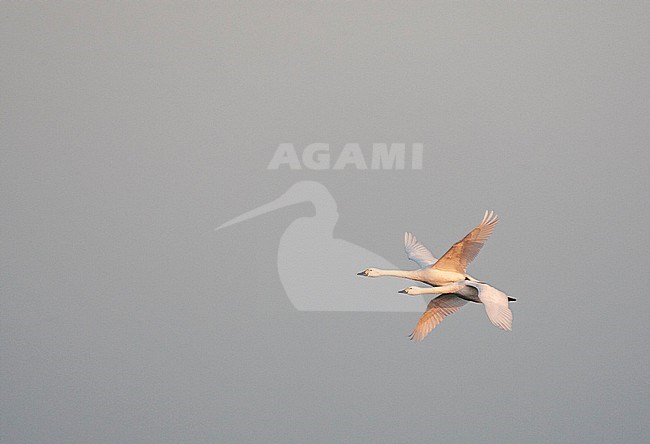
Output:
[{"xmin": 2, "ymin": 2, "xmax": 649, "ymax": 443}]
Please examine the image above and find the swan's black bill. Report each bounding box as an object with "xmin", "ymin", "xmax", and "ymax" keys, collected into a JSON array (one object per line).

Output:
[
  {"xmin": 357, "ymin": 271, "xmax": 366, "ymax": 276},
  {"xmin": 397, "ymin": 289, "xmax": 407, "ymax": 294}
]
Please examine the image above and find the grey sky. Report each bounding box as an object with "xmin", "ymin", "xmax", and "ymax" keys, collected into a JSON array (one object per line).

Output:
[{"xmin": 2, "ymin": 2, "xmax": 649, "ymax": 443}]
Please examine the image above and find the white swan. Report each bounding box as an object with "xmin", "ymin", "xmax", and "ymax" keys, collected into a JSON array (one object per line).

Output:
[
  {"xmin": 357, "ymin": 211, "xmax": 498, "ymax": 286},
  {"xmin": 399, "ymin": 281, "xmax": 515, "ymax": 341}
]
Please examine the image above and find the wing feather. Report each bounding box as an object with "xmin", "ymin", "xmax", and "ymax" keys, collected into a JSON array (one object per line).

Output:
[
  {"xmin": 432, "ymin": 211, "xmax": 499, "ymax": 274},
  {"xmin": 467, "ymin": 282, "xmax": 513, "ymax": 331},
  {"xmin": 409, "ymin": 295, "xmax": 467, "ymax": 341},
  {"xmin": 404, "ymin": 232, "xmax": 438, "ymax": 268}
]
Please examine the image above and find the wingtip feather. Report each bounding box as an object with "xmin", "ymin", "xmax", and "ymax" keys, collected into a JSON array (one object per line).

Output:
[{"xmin": 481, "ymin": 210, "xmax": 499, "ymax": 226}]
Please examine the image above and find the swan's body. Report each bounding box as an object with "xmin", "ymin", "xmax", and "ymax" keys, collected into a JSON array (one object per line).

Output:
[
  {"xmin": 358, "ymin": 211, "xmax": 498, "ymax": 286},
  {"xmin": 400, "ymin": 281, "xmax": 515, "ymax": 341}
]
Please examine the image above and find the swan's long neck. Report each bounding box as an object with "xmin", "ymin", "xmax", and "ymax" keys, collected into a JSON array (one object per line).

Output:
[
  {"xmin": 415, "ymin": 281, "xmax": 467, "ymax": 295},
  {"xmin": 376, "ymin": 269, "xmax": 422, "ymax": 280}
]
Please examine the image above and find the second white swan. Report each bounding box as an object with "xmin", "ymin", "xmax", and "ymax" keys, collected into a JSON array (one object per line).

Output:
[{"xmin": 399, "ymin": 281, "xmax": 515, "ymax": 341}]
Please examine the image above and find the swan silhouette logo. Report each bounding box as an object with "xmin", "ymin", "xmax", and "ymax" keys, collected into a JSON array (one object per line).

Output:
[{"xmin": 216, "ymin": 181, "xmax": 426, "ymax": 312}]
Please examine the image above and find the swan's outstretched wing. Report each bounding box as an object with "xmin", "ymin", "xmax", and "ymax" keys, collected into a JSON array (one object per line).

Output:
[
  {"xmin": 404, "ymin": 232, "xmax": 438, "ymax": 268},
  {"xmin": 432, "ymin": 211, "xmax": 499, "ymax": 274},
  {"xmin": 467, "ymin": 282, "xmax": 513, "ymax": 331},
  {"xmin": 409, "ymin": 295, "xmax": 467, "ymax": 341}
]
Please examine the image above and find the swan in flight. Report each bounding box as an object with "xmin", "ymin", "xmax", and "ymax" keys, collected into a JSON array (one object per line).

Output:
[
  {"xmin": 399, "ymin": 281, "xmax": 515, "ymax": 341},
  {"xmin": 357, "ymin": 211, "xmax": 499, "ymax": 286}
]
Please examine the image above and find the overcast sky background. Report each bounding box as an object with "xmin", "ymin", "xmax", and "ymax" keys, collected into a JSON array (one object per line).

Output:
[{"xmin": 2, "ymin": 2, "xmax": 649, "ymax": 443}]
